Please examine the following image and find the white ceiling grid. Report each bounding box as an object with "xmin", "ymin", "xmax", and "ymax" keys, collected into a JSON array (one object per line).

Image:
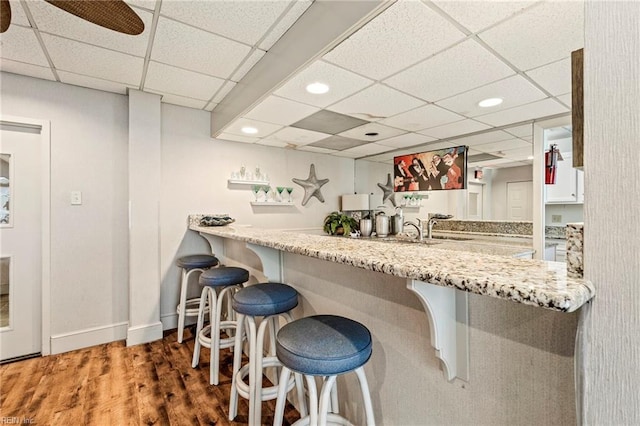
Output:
[{"xmin": 0, "ymin": 0, "xmax": 583, "ymax": 169}]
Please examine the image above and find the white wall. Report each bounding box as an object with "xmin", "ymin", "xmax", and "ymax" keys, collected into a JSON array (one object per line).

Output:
[
  {"xmin": 545, "ymin": 204, "xmax": 583, "ymax": 226},
  {"xmin": 159, "ymin": 103, "xmax": 355, "ymax": 329},
  {"xmin": 1, "ymin": 72, "xmax": 130, "ymax": 350},
  {"xmin": 584, "ymin": 2, "xmax": 640, "ymax": 424},
  {"xmin": 489, "ymin": 165, "xmax": 533, "ymax": 220}
]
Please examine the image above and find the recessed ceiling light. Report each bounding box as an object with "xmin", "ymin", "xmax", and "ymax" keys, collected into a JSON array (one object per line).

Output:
[
  {"xmin": 478, "ymin": 97, "xmax": 503, "ymax": 108},
  {"xmin": 365, "ymin": 132, "xmax": 379, "ymax": 137},
  {"xmin": 241, "ymin": 126, "xmax": 258, "ymax": 134},
  {"xmin": 306, "ymin": 82, "xmax": 330, "ymax": 94}
]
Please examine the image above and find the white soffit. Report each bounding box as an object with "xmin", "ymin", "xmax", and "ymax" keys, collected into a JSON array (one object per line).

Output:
[
  {"xmin": 244, "ymin": 96, "xmax": 321, "ymax": 126},
  {"xmin": 259, "ymin": 1, "xmax": 313, "ymax": 50},
  {"xmin": 58, "ymin": 71, "xmax": 131, "ymax": 94},
  {"xmin": 231, "ymin": 49, "xmax": 266, "ymax": 82},
  {"xmin": 152, "ymin": 91, "xmax": 209, "ymax": 110},
  {"xmin": 478, "ymin": 0, "xmax": 584, "ymax": 71},
  {"xmin": 323, "ymin": 0, "xmax": 466, "ymax": 80}
]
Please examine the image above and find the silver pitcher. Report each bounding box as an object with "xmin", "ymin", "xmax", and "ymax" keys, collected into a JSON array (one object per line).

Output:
[
  {"xmin": 359, "ymin": 219, "xmax": 372, "ymax": 237},
  {"xmin": 375, "ymin": 213, "xmax": 389, "ymax": 237},
  {"xmin": 391, "ymin": 214, "xmax": 404, "ymax": 235}
]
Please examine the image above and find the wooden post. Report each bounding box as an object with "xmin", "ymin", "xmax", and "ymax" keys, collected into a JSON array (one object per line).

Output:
[{"xmin": 572, "ymin": 48, "xmax": 584, "ymax": 169}]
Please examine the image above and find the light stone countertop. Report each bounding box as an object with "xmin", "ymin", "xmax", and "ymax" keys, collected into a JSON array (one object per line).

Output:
[{"xmin": 189, "ymin": 223, "xmax": 594, "ymax": 313}]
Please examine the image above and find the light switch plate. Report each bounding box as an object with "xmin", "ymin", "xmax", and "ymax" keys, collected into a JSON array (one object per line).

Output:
[
  {"xmin": 551, "ymin": 214, "xmax": 562, "ymax": 223},
  {"xmin": 71, "ymin": 191, "xmax": 82, "ymax": 205}
]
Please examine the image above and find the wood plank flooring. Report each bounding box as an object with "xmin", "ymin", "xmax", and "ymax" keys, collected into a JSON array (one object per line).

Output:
[{"xmin": 0, "ymin": 328, "xmax": 300, "ymax": 425}]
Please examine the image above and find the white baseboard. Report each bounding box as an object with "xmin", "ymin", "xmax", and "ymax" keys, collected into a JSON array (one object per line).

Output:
[
  {"xmin": 50, "ymin": 321, "xmax": 128, "ymax": 355},
  {"xmin": 160, "ymin": 312, "xmax": 197, "ymax": 331},
  {"xmin": 126, "ymin": 321, "xmax": 163, "ymax": 347}
]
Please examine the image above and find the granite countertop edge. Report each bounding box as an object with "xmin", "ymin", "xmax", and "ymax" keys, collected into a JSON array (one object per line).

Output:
[{"xmin": 190, "ymin": 224, "xmax": 594, "ymax": 313}]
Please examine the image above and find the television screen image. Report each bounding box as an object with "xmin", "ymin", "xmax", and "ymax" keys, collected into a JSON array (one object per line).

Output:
[{"xmin": 393, "ymin": 145, "xmax": 468, "ymax": 192}]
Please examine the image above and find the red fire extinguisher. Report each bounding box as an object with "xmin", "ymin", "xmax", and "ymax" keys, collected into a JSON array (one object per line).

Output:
[{"xmin": 545, "ymin": 144, "xmax": 562, "ymax": 184}]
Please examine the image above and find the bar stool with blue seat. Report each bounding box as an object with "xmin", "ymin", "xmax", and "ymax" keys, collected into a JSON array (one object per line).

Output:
[
  {"xmin": 192, "ymin": 266, "xmax": 249, "ymax": 385},
  {"xmin": 228, "ymin": 283, "xmax": 307, "ymax": 425},
  {"xmin": 175, "ymin": 254, "xmax": 219, "ymax": 343},
  {"xmin": 273, "ymin": 314, "xmax": 375, "ymax": 426}
]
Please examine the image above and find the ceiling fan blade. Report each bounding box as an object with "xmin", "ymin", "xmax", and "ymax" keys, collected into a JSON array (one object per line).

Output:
[
  {"xmin": 44, "ymin": 0, "xmax": 144, "ymax": 35},
  {"xmin": 1, "ymin": 0, "xmax": 11, "ymax": 33}
]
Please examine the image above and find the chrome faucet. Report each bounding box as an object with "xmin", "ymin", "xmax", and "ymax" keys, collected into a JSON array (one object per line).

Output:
[
  {"xmin": 403, "ymin": 218, "xmax": 423, "ymax": 241},
  {"xmin": 426, "ymin": 217, "xmax": 438, "ymax": 239}
]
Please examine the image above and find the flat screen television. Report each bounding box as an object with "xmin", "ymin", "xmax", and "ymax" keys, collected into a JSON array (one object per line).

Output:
[{"xmin": 393, "ymin": 145, "xmax": 468, "ymax": 192}]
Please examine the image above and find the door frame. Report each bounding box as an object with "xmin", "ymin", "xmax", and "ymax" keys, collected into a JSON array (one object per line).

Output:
[{"xmin": 0, "ymin": 115, "xmax": 51, "ymax": 356}]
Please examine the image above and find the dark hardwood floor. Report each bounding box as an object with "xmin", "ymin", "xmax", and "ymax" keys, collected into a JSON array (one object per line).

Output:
[{"xmin": 0, "ymin": 328, "xmax": 300, "ymax": 425}]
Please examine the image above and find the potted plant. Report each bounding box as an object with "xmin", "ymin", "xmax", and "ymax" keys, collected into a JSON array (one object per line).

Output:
[{"xmin": 323, "ymin": 211, "xmax": 359, "ymax": 236}]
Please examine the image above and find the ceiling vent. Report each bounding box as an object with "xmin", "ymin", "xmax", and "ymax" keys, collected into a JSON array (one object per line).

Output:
[{"xmin": 468, "ymin": 153, "xmax": 504, "ymax": 163}]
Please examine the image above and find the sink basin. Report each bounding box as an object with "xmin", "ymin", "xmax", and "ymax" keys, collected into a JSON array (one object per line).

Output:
[{"xmin": 371, "ymin": 236, "xmax": 442, "ymax": 245}]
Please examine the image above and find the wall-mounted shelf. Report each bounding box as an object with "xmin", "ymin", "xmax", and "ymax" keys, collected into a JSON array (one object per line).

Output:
[
  {"xmin": 250, "ymin": 202, "xmax": 294, "ymax": 206},
  {"xmin": 228, "ymin": 179, "xmax": 270, "ymax": 186}
]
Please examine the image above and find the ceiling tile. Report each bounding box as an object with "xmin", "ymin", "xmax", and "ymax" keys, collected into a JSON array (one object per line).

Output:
[
  {"xmin": 257, "ymin": 139, "xmax": 290, "ymax": 148},
  {"xmin": 296, "ymin": 145, "xmax": 337, "ymax": 155},
  {"xmin": 223, "ymin": 118, "xmax": 283, "ymax": 138},
  {"xmin": 126, "ymin": 1, "xmax": 157, "ymax": 12},
  {"xmin": 338, "ymin": 143, "xmax": 395, "ymax": 158},
  {"xmin": 217, "ymin": 133, "xmax": 259, "ymax": 144},
  {"xmin": 231, "ymin": 49, "xmax": 266, "ymax": 82},
  {"xmin": 504, "ymin": 124, "xmax": 533, "ymax": 138},
  {"xmin": 556, "ymin": 93, "xmax": 571, "ymax": 107},
  {"xmin": 58, "ymin": 71, "xmax": 131, "ymax": 94},
  {"xmin": 211, "ymin": 81, "xmax": 236, "ymax": 103},
  {"xmin": 323, "ymin": 1, "xmax": 465, "ymax": 80},
  {"xmin": 385, "ymin": 39, "xmax": 515, "ymax": 102},
  {"xmin": 145, "ymin": 61, "xmax": 224, "ymax": 101},
  {"xmin": 153, "ymin": 91, "xmax": 208, "ymax": 110},
  {"xmin": 475, "ymin": 98, "xmax": 568, "ymax": 127},
  {"xmin": 0, "ymin": 25, "xmax": 49, "ymax": 66},
  {"xmin": 159, "ymin": 1, "xmax": 291, "ymax": 45},
  {"xmin": 380, "ymin": 104, "xmax": 464, "ymax": 132},
  {"xmin": 267, "ymin": 127, "xmax": 330, "ymax": 147},
  {"xmin": 0, "ymin": 59, "xmax": 55, "ymax": 81},
  {"xmin": 244, "ymin": 95, "xmax": 319, "ymax": 126},
  {"xmin": 28, "ymin": 2, "xmax": 153, "ymax": 57},
  {"xmin": 274, "ymin": 60, "xmax": 373, "ymax": 108},
  {"xmin": 204, "ymin": 102, "xmax": 217, "ymax": 112},
  {"xmin": 479, "ymin": 1, "xmax": 584, "ymax": 71},
  {"xmin": 7, "ymin": 1, "xmax": 30, "ymax": 26},
  {"xmin": 291, "ymin": 110, "xmax": 368, "ymax": 135},
  {"xmin": 456, "ymin": 130, "xmax": 514, "ymax": 146},
  {"xmin": 332, "ymin": 150, "xmax": 365, "ymax": 159},
  {"xmin": 41, "ymin": 34, "xmax": 143, "ymax": 85},
  {"xmin": 473, "ymin": 138, "xmax": 531, "ymax": 153},
  {"xmin": 308, "ymin": 135, "xmax": 368, "ymax": 151},
  {"xmin": 418, "ymin": 119, "xmax": 491, "ymax": 139},
  {"xmin": 327, "ymin": 84, "xmax": 425, "ymax": 121},
  {"xmin": 338, "ymin": 123, "xmax": 406, "ymax": 142},
  {"xmin": 501, "ymin": 145, "xmax": 534, "ymax": 160},
  {"xmin": 414, "ymin": 140, "xmax": 469, "ymax": 152},
  {"xmin": 525, "ymin": 58, "xmax": 571, "ymax": 96},
  {"xmin": 377, "ymin": 133, "xmax": 436, "ymax": 149},
  {"xmin": 435, "ymin": 75, "xmax": 547, "ymax": 117},
  {"xmin": 152, "ymin": 17, "xmax": 251, "ymax": 79},
  {"xmin": 433, "ymin": 1, "xmax": 538, "ymax": 33},
  {"xmin": 470, "ymin": 157, "xmax": 524, "ymax": 168},
  {"xmin": 259, "ymin": 1, "xmax": 313, "ymax": 50}
]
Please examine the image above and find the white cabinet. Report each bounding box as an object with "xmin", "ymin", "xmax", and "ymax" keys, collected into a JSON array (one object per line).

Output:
[
  {"xmin": 576, "ymin": 169, "xmax": 584, "ymax": 203},
  {"xmin": 545, "ymin": 154, "xmax": 583, "ymax": 204}
]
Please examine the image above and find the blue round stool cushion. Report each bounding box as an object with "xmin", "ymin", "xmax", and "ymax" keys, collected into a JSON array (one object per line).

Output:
[
  {"xmin": 199, "ymin": 266, "xmax": 249, "ymax": 287},
  {"xmin": 176, "ymin": 254, "xmax": 219, "ymax": 270},
  {"xmin": 232, "ymin": 283, "xmax": 298, "ymax": 317},
  {"xmin": 276, "ymin": 315, "xmax": 372, "ymax": 376}
]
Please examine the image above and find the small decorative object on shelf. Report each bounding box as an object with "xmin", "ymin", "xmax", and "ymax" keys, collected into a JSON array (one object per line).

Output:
[
  {"xmin": 252, "ymin": 185, "xmax": 261, "ymax": 202},
  {"xmin": 250, "ymin": 201, "xmax": 294, "ymax": 206},
  {"xmin": 229, "ymin": 165, "xmax": 269, "ymax": 184},
  {"xmin": 286, "ymin": 187, "xmax": 293, "ymax": 203},
  {"xmin": 402, "ymin": 192, "xmax": 424, "ymax": 207}
]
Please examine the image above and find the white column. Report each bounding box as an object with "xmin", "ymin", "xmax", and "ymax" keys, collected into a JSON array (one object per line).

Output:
[
  {"xmin": 583, "ymin": 2, "xmax": 640, "ymax": 424},
  {"xmin": 127, "ymin": 90, "xmax": 163, "ymax": 346}
]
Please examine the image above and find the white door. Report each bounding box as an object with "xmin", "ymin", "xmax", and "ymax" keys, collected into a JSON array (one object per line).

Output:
[
  {"xmin": 507, "ymin": 181, "xmax": 533, "ymax": 221},
  {"xmin": 0, "ymin": 123, "xmax": 42, "ymax": 361},
  {"xmin": 467, "ymin": 183, "xmax": 484, "ymax": 220}
]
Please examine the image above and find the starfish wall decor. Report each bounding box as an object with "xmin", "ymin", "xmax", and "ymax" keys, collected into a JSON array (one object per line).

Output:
[
  {"xmin": 292, "ymin": 164, "xmax": 329, "ymax": 206},
  {"xmin": 377, "ymin": 173, "xmax": 397, "ymax": 207}
]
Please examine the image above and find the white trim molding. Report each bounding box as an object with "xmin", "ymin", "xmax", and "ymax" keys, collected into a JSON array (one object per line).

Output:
[{"xmin": 50, "ymin": 321, "xmax": 128, "ymax": 355}]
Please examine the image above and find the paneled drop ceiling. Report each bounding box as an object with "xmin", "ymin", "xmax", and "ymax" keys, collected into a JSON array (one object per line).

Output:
[{"xmin": 0, "ymin": 0, "xmax": 583, "ymax": 169}]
